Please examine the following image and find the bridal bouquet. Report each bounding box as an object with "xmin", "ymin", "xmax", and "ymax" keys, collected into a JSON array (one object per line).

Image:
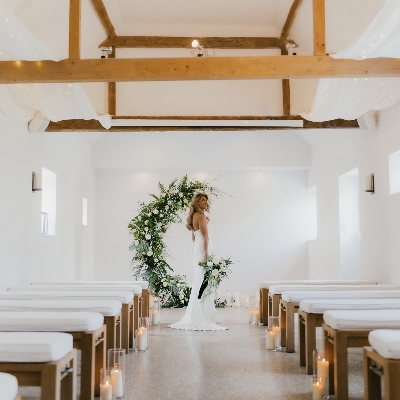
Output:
[{"xmin": 198, "ymin": 255, "xmax": 233, "ymax": 292}]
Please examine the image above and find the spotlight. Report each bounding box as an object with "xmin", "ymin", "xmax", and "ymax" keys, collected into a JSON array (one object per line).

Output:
[
  {"xmin": 286, "ymin": 42, "xmax": 299, "ymax": 56},
  {"xmin": 191, "ymin": 40, "xmax": 204, "ymax": 57},
  {"xmin": 101, "ymin": 47, "xmax": 113, "ymax": 59}
]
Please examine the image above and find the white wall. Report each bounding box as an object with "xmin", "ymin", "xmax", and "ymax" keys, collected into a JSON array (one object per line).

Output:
[
  {"xmin": 94, "ymin": 168, "xmax": 310, "ymax": 295},
  {"xmin": 0, "ymin": 114, "xmax": 96, "ymax": 290},
  {"xmin": 304, "ymin": 103, "xmax": 400, "ymax": 284}
]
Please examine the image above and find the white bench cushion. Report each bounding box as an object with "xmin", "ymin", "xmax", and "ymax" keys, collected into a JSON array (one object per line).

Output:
[
  {"xmin": 269, "ymin": 284, "xmax": 395, "ymax": 295},
  {"xmin": 0, "ymin": 373, "xmax": 18, "ymax": 400},
  {"xmin": 300, "ymin": 298, "xmax": 400, "ymax": 313},
  {"xmin": 0, "ymin": 299, "xmax": 121, "ymax": 316},
  {"xmin": 281, "ymin": 290, "xmax": 400, "ymax": 303},
  {"xmin": 10, "ymin": 284, "xmax": 142, "ymax": 295},
  {"xmin": 369, "ymin": 330, "xmax": 400, "ymax": 360},
  {"xmin": 0, "ymin": 291, "xmax": 133, "ymax": 304},
  {"xmin": 324, "ymin": 310, "xmax": 400, "ymax": 330},
  {"xmin": 33, "ymin": 280, "xmax": 149, "ymax": 289},
  {"xmin": 260, "ymin": 280, "xmax": 376, "ymax": 289},
  {"xmin": 0, "ymin": 332, "xmax": 73, "ymax": 362},
  {"xmin": 0, "ymin": 311, "xmax": 103, "ymax": 332}
]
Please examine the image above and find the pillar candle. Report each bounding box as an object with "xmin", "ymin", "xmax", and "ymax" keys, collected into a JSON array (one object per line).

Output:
[
  {"xmin": 101, "ymin": 381, "xmax": 113, "ymax": 400},
  {"xmin": 312, "ymin": 381, "xmax": 323, "ymax": 400},
  {"xmin": 235, "ymin": 292, "xmax": 240, "ymax": 308},
  {"xmin": 140, "ymin": 326, "xmax": 148, "ymax": 348},
  {"xmin": 317, "ymin": 358, "xmax": 329, "ymax": 391},
  {"xmin": 272, "ymin": 325, "xmax": 281, "ymax": 348},
  {"xmin": 136, "ymin": 328, "xmax": 147, "ymax": 351},
  {"xmin": 152, "ymin": 310, "xmax": 160, "ymax": 325},
  {"xmin": 226, "ymin": 291, "xmax": 232, "ymax": 306},
  {"xmin": 266, "ymin": 330, "xmax": 276, "ymax": 350},
  {"xmin": 111, "ymin": 366, "xmax": 124, "ymax": 397},
  {"xmin": 249, "ymin": 309, "xmax": 255, "ymax": 323},
  {"xmin": 252, "ymin": 310, "xmax": 260, "ymax": 325}
]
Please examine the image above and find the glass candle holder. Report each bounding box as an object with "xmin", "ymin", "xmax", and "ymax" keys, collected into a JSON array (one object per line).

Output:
[
  {"xmin": 266, "ymin": 328, "xmax": 276, "ymax": 351},
  {"xmin": 150, "ymin": 308, "xmax": 160, "ymax": 325},
  {"xmin": 100, "ymin": 368, "xmax": 115, "ymax": 400},
  {"xmin": 252, "ymin": 309, "xmax": 261, "ymax": 325},
  {"xmin": 316, "ymin": 353, "xmax": 329, "ymax": 399},
  {"xmin": 107, "ymin": 349, "xmax": 125, "ymax": 399},
  {"xmin": 135, "ymin": 328, "xmax": 147, "ymax": 352},
  {"xmin": 312, "ymin": 377, "xmax": 324, "ymax": 400},
  {"xmin": 248, "ymin": 308, "xmax": 255, "ymax": 323},
  {"xmin": 269, "ymin": 316, "xmax": 281, "ymax": 349},
  {"xmin": 139, "ymin": 317, "xmax": 149, "ymax": 349}
]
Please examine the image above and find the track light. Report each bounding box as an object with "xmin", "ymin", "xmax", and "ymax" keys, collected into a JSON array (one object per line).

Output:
[
  {"xmin": 191, "ymin": 40, "xmax": 204, "ymax": 57},
  {"xmin": 101, "ymin": 47, "xmax": 113, "ymax": 59}
]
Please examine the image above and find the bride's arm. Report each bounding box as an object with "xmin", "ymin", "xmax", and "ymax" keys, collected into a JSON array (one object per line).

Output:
[
  {"xmin": 198, "ymin": 213, "xmax": 209, "ymax": 259},
  {"xmin": 191, "ymin": 231, "xmax": 195, "ymax": 242}
]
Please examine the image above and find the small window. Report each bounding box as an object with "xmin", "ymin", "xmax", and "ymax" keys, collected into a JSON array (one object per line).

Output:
[
  {"xmin": 83, "ymin": 198, "xmax": 88, "ymax": 226},
  {"xmin": 389, "ymin": 150, "xmax": 400, "ymax": 194},
  {"xmin": 41, "ymin": 168, "xmax": 56, "ymax": 235},
  {"xmin": 308, "ymin": 186, "xmax": 317, "ymax": 241}
]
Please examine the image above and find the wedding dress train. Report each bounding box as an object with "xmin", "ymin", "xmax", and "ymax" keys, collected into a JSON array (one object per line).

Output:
[{"xmin": 169, "ymin": 227, "xmax": 226, "ymax": 331}]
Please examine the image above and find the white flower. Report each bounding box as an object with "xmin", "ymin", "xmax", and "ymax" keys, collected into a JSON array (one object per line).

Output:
[
  {"xmin": 212, "ymin": 257, "xmax": 220, "ymax": 264},
  {"xmin": 163, "ymin": 281, "xmax": 168, "ymax": 287},
  {"xmin": 212, "ymin": 269, "xmax": 219, "ymax": 277},
  {"xmin": 160, "ymin": 214, "xmax": 164, "ymax": 217},
  {"xmin": 147, "ymin": 250, "xmax": 153, "ymax": 256},
  {"xmin": 221, "ymin": 266, "xmax": 227, "ymax": 272},
  {"xmin": 207, "ymin": 261, "xmax": 213, "ymax": 267},
  {"xmin": 179, "ymin": 192, "xmax": 183, "ymax": 197},
  {"xmin": 153, "ymin": 209, "xmax": 159, "ymax": 214},
  {"xmin": 165, "ymin": 205, "xmax": 169, "ymax": 210},
  {"xmin": 179, "ymin": 294, "xmax": 184, "ymax": 300},
  {"xmin": 134, "ymin": 240, "xmax": 139, "ymax": 245},
  {"xmin": 145, "ymin": 220, "xmax": 148, "ymax": 225},
  {"xmin": 144, "ymin": 227, "xmax": 148, "ymax": 232},
  {"xmin": 145, "ymin": 234, "xmax": 151, "ymax": 240}
]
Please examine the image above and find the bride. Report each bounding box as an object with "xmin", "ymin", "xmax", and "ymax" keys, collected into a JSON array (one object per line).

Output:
[{"xmin": 169, "ymin": 193, "xmax": 226, "ymax": 331}]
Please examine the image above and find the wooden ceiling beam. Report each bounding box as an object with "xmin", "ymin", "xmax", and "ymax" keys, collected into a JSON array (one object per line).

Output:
[
  {"xmin": 313, "ymin": 0, "xmax": 326, "ymax": 55},
  {"xmin": 281, "ymin": 0, "xmax": 304, "ymax": 40},
  {"xmin": 1, "ymin": 56, "xmax": 399, "ymax": 83},
  {"xmin": 90, "ymin": 0, "xmax": 116, "ymax": 39},
  {"xmin": 69, "ymin": 0, "xmax": 81, "ymax": 59},
  {"xmin": 99, "ymin": 36, "xmax": 290, "ymax": 50},
  {"xmin": 46, "ymin": 118, "xmax": 359, "ymax": 132}
]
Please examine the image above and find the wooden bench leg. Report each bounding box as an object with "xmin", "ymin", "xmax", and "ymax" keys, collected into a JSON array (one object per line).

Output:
[
  {"xmin": 305, "ymin": 314, "xmax": 318, "ymax": 375},
  {"xmin": 323, "ymin": 326, "xmax": 335, "ymax": 396},
  {"xmin": 121, "ymin": 303, "xmax": 131, "ymax": 353},
  {"xmin": 60, "ymin": 351, "xmax": 76, "ymax": 400},
  {"xmin": 298, "ymin": 312, "xmax": 306, "ymax": 367},
  {"xmin": 364, "ymin": 348, "xmax": 382, "ymax": 400},
  {"xmin": 260, "ymin": 288, "xmax": 269, "ymax": 325},
  {"xmin": 41, "ymin": 363, "xmax": 60, "ymax": 400},
  {"xmin": 285, "ymin": 302, "xmax": 297, "ymax": 353},
  {"xmin": 334, "ymin": 331, "xmax": 349, "ymax": 400},
  {"xmin": 280, "ymin": 301, "xmax": 287, "ymax": 348},
  {"xmin": 142, "ymin": 289, "xmax": 149, "ymax": 318},
  {"xmin": 105, "ymin": 313, "xmax": 121, "ymax": 354},
  {"xmin": 131, "ymin": 294, "xmax": 140, "ymax": 347}
]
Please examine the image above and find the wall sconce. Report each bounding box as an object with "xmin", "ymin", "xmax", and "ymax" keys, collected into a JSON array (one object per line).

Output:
[
  {"xmin": 365, "ymin": 174, "xmax": 374, "ymax": 194},
  {"xmin": 192, "ymin": 40, "xmax": 204, "ymax": 57},
  {"xmin": 32, "ymin": 172, "xmax": 43, "ymax": 192},
  {"xmin": 286, "ymin": 41, "xmax": 299, "ymax": 55},
  {"xmin": 101, "ymin": 46, "xmax": 113, "ymax": 59}
]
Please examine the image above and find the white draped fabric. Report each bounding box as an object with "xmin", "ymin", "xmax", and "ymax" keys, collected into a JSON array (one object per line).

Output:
[
  {"xmin": 0, "ymin": 3, "xmax": 111, "ymax": 129},
  {"xmin": 302, "ymin": 0, "xmax": 400, "ymax": 122}
]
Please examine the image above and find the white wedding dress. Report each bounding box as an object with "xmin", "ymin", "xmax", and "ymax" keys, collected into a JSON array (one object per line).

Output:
[{"xmin": 169, "ymin": 225, "xmax": 226, "ymax": 331}]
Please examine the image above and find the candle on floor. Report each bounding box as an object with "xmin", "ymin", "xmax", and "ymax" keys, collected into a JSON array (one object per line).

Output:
[
  {"xmin": 226, "ymin": 291, "xmax": 232, "ymax": 306},
  {"xmin": 101, "ymin": 380, "xmax": 113, "ymax": 400},
  {"xmin": 249, "ymin": 309, "xmax": 255, "ymax": 323},
  {"xmin": 152, "ymin": 309, "xmax": 160, "ymax": 325},
  {"xmin": 272, "ymin": 325, "xmax": 281, "ymax": 348},
  {"xmin": 111, "ymin": 365, "xmax": 124, "ymax": 397},
  {"xmin": 266, "ymin": 329, "xmax": 276, "ymax": 350},
  {"xmin": 312, "ymin": 379, "xmax": 324, "ymax": 400},
  {"xmin": 136, "ymin": 328, "xmax": 147, "ymax": 351},
  {"xmin": 317, "ymin": 358, "xmax": 329, "ymax": 392},
  {"xmin": 252, "ymin": 310, "xmax": 260, "ymax": 325},
  {"xmin": 235, "ymin": 292, "xmax": 240, "ymax": 308}
]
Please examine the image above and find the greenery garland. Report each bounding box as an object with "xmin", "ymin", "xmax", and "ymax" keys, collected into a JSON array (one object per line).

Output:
[{"xmin": 128, "ymin": 175, "xmax": 224, "ymax": 308}]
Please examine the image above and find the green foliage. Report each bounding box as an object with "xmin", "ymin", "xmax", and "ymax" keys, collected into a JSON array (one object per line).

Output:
[{"xmin": 128, "ymin": 175, "xmax": 226, "ymax": 308}]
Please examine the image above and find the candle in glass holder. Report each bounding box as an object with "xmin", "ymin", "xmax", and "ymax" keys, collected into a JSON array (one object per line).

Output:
[
  {"xmin": 152, "ymin": 309, "xmax": 160, "ymax": 325},
  {"xmin": 136, "ymin": 328, "xmax": 147, "ymax": 351},
  {"xmin": 101, "ymin": 380, "xmax": 113, "ymax": 400},
  {"xmin": 226, "ymin": 291, "xmax": 232, "ymax": 306},
  {"xmin": 317, "ymin": 358, "xmax": 329, "ymax": 392},
  {"xmin": 249, "ymin": 309, "xmax": 255, "ymax": 323},
  {"xmin": 272, "ymin": 325, "xmax": 281, "ymax": 348},
  {"xmin": 235, "ymin": 292, "xmax": 240, "ymax": 308},
  {"xmin": 266, "ymin": 329, "xmax": 276, "ymax": 350},
  {"xmin": 111, "ymin": 365, "xmax": 124, "ymax": 397},
  {"xmin": 312, "ymin": 379, "xmax": 323, "ymax": 400},
  {"xmin": 252, "ymin": 310, "xmax": 260, "ymax": 325}
]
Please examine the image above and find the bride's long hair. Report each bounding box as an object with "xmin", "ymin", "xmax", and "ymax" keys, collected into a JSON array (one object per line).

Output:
[{"xmin": 186, "ymin": 193, "xmax": 209, "ymax": 231}]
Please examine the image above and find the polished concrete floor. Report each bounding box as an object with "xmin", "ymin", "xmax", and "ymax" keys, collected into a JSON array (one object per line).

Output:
[{"xmin": 20, "ymin": 307, "xmax": 366, "ymax": 399}]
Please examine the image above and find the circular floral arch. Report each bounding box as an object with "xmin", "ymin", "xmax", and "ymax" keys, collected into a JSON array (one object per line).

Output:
[{"xmin": 128, "ymin": 175, "xmax": 222, "ymax": 308}]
